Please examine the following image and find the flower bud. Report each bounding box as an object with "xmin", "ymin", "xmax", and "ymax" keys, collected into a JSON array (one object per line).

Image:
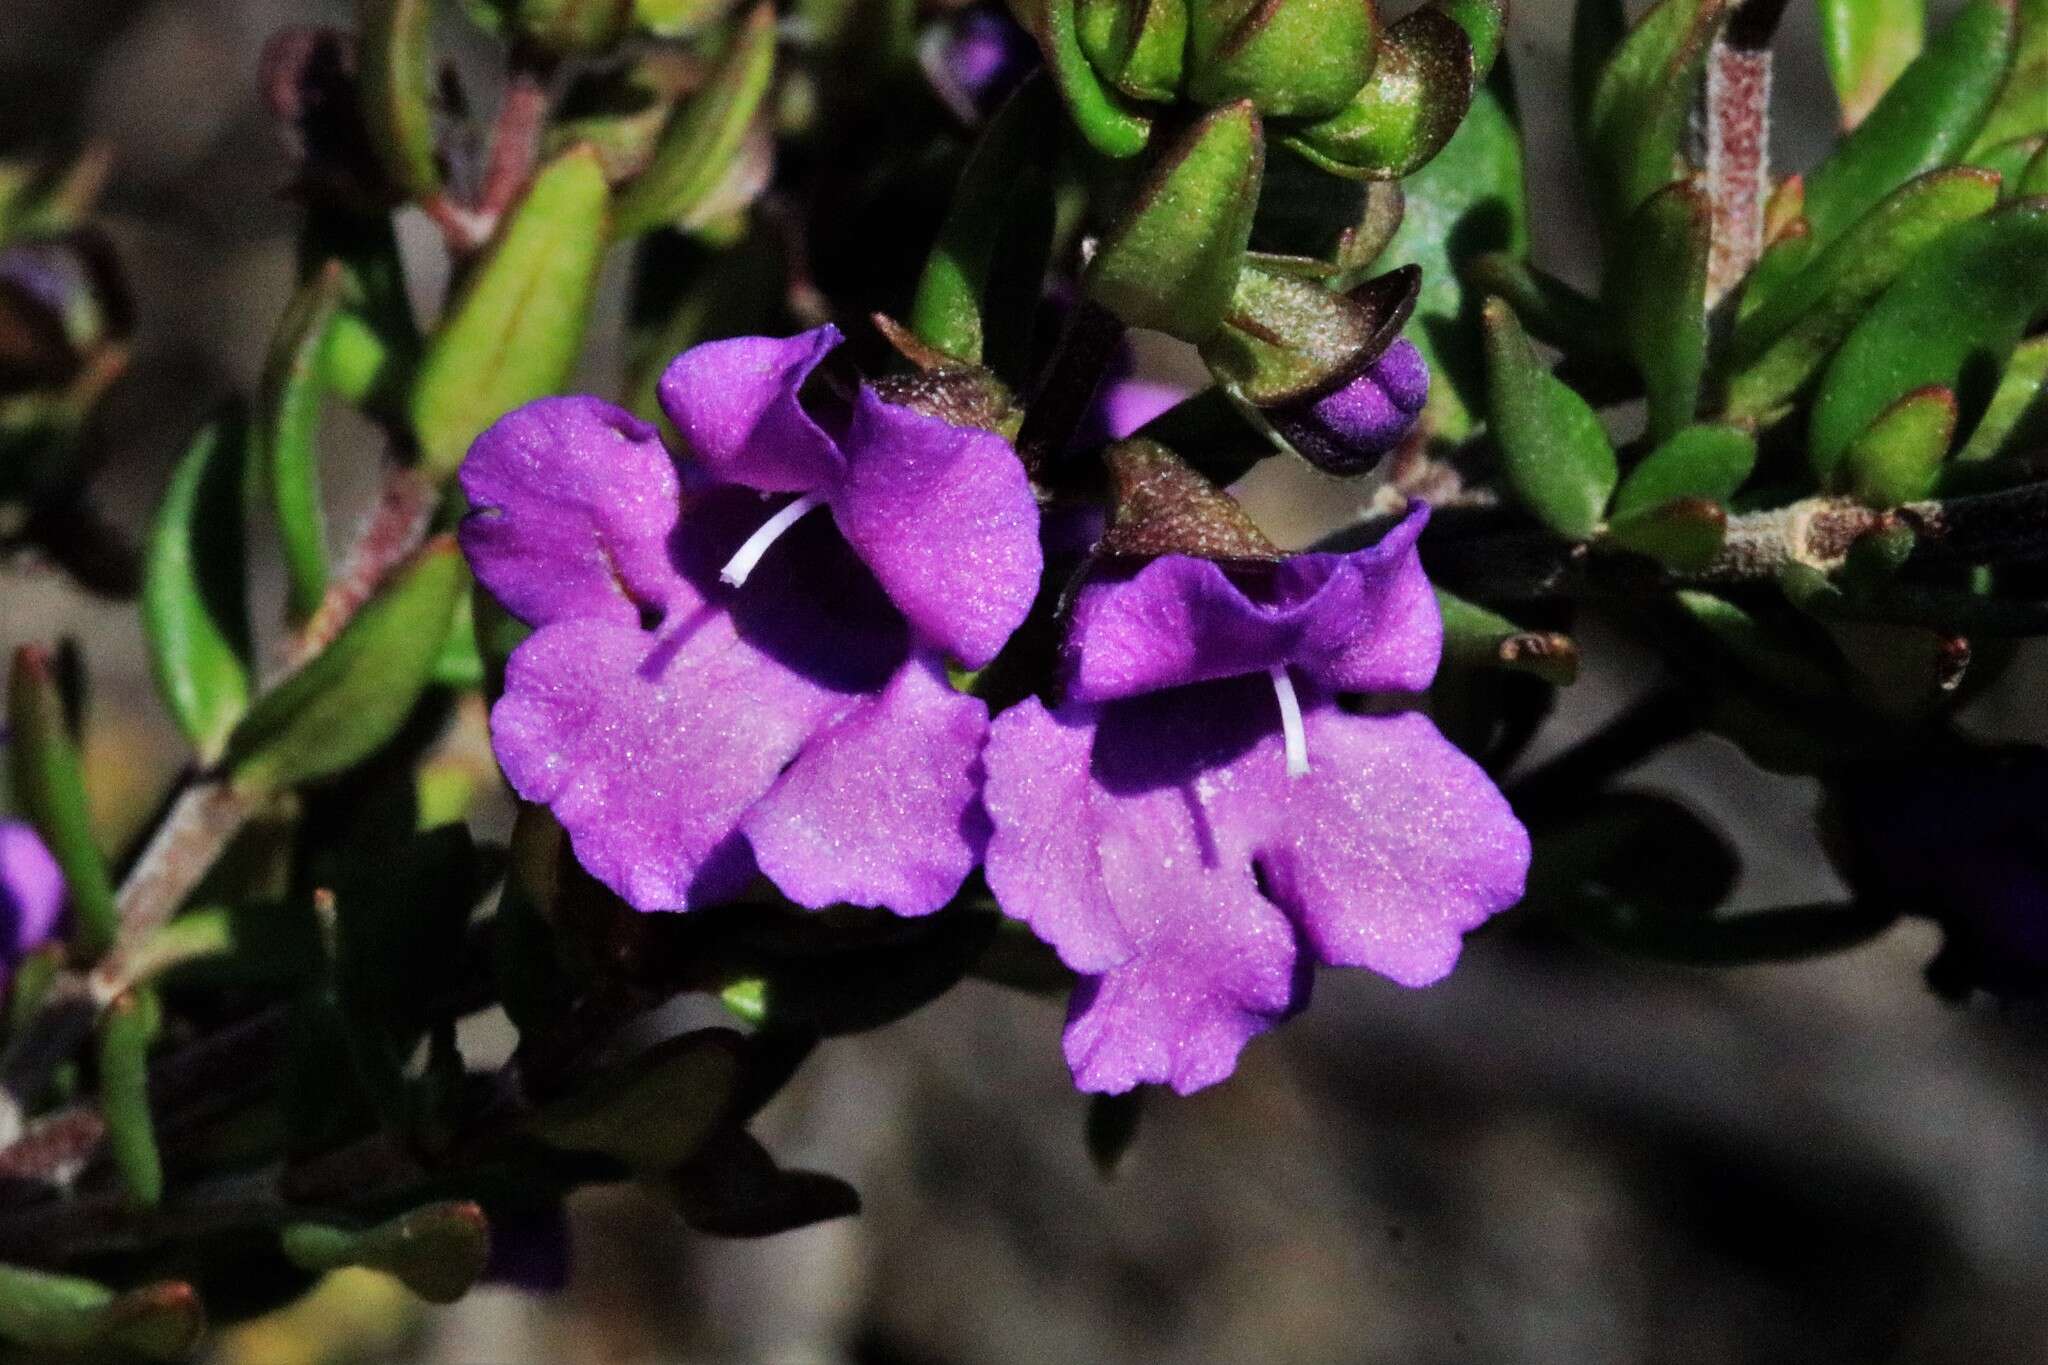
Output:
[
  {"xmin": 0, "ymin": 233, "xmax": 131, "ymax": 394},
  {"xmin": 1185, "ymin": 0, "xmax": 1374, "ymax": 119},
  {"xmin": 1267, "ymin": 336, "xmax": 1427, "ymax": 474}
]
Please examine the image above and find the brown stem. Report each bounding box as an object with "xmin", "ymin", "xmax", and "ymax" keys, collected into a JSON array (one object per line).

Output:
[
  {"xmin": 1703, "ymin": 39, "xmax": 1771, "ymax": 307},
  {"xmin": 474, "ymin": 68, "xmax": 551, "ymax": 226}
]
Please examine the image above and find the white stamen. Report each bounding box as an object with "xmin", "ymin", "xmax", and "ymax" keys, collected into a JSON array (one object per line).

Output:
[
  {"xmin": 1269, "ymin": 665, "xmax": 1309, "ymax": 778},
  {"xmin": 720, "ymin": 492, "xmax": 826, "ymax": 587}
]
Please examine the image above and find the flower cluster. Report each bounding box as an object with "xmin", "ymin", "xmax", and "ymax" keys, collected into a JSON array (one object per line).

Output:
[{"xmin": 462, "ymin": 328, "xmax": 1529, "ymax": 1094}]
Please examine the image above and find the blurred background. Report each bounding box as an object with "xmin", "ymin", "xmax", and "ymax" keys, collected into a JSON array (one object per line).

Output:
[{"xmin": 10, "ymin": 0, "xmax": 2048, "ymax": 1361}]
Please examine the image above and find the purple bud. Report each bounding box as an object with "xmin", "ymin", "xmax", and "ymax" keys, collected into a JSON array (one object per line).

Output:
[
  {"xmin": 0, "ymin": 233, "xmax": 129, "ymax": 393},
  {"xmin": 927, "ymin": 8, "xmax": 1038, "ymax": 122},
  {"xmin": 0, "ymin": 821, "xmax": 65, "ymax": 982},
  {"xmin": 1269, "ymin": 337, "xmax": 1429, "ymax": 476}
]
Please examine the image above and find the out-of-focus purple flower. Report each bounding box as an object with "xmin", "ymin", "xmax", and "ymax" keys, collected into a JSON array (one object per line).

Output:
[
  {"xmin": 0, "ymin": 820, "xmax": 65, "ymax": 985},
  {"xmin": 1835, "ymin": 748, "xmax": 2048, "ymax": 997},
  {"xmin": 461, "ymin": 325, "xmax": 1041, "ymax": 916},
  {"xmin": 480, "ymin": 1199, "xmax": 571, "ymax": 1294},
  {"xmin": 1073, "ymin": 340, "xmax": 1191, "ymax": 452},
  {"xmin": 1267, "ymin": 337, "xmax": 1429, "ymax": 476},
  {"xmin": 925, "ymin": 7, "xmax": 1038, "ymax": 122},
  {"xmin": 983, "ymin": 503, "xmax": 1529, "ymax": 1094}
]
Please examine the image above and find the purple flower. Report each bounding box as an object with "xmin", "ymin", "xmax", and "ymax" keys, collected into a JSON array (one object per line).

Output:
[
  {"xmin": 1268, "ymin": 337, "xmax": 1429, "ymax": 476},
  {"xmin": 460, "ymin": 325, "xmax": 1041, "ymax": 916},
  {"xmin": 926, "ymin": 7, "xmax": 1038, "ymax": 122},
  {"xmin": 1835, "ymin": 748, "xmax": 2048, "ymax": 997},
  {"xmin": 0, "ymin": 820, "xmax": 65, "ymax": 985},
  {"xmin": 983, "ymin": 503, "xmax": 1529, "ymax": 1094}
]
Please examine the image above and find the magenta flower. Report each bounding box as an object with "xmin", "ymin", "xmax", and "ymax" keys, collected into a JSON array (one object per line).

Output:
[
  {"xmin": 461, "ymin": 325, "xmax": 1041, "ymax": 915},
  {"xmin": 0, "ymin": 820, "xmax": 65, "ymax": 984},
  {"xmin": 983, "ymin": 504, "xmax": 1529, "ymax": 1094},
  {"xmin": 1268, "ymin": 337, "xmax": 1430, "ymax": 476}
]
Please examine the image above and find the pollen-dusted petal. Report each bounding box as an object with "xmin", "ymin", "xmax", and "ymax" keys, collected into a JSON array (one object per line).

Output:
[
  {"xmin": 0, "ymin": 820, "xmax": 65, "ymax": 967},
  {"xmin": 657, "ymin": 326, "xmax": 847, "ymax": 493},
  {"xmin": 830, "ymin": 386, "xmax": 1042, "ymax": 669},
  {"xmin": 984, "ymin": 679, "xmax": 1304, "ymax": 1094},
  {"xmin": 1248, "ymin": 708, "xmax": 1530, "ymax": 987},
  {"xmin": 459, "ymin": 397, "xmax": 689, "ymax": 629},
  {"xmin": 1064, "ymin": 501, "xmax": 1437, "ymax": 702},
  {"xmin": 745, "ymin": 655, "xmax": 991, "ymax": 916}
]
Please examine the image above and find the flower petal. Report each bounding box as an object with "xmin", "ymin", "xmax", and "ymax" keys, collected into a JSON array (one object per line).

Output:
[
  {"xmin": 657, "ymin": 326, "xmax": 846, "ymax": 493},
  {"xmin": 1064, "ymin": 502, "xmax": 1437, "ymax": 702},
  {"xmin": 459, "ymin": 397, "xmax": 689, "ymax": 629},
  {"xmin": 984, "ymin": 681, "xmax": 1303, "ymax": 1094},
  {"xmin": 745, "ymin": 655, "xmax": 990, "ymax": 916},
  {"xmin": 1252, "ymin": 708, "xmax": 1530, "ymax": 987},
  {"xmin": 831, "ymin": 387, "xmax": 1042, "ymax": 669},
  {"xmin": 0, "ymin": 820, "xmax": 65, "ymax": 966}
]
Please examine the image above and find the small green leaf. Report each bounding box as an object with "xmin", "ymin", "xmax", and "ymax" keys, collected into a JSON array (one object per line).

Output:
[
  {"xmin": 282, "ymin": 1201, "xmax": 490, "ymax": 1305},
  {"xmin": 614, "ymin": 4, "xmax": 777, "ymax": 237},
  {"xmin": 1481, "ymin": 297, "xmax": 1618, "ymax": 540},
  {"xmin": 911, "ymin": 76, "xmax": 1058, "ymax": 365},
  {"xmin": 1842, "ymin": 384, "xmax": 1958, "ymax": 505},
  {"xmin": 1077, "ymin": 0, "xmax": 1187, "ymax": 101},
  {"xmin": 7, "ymin": 646, "xmax": 114, "ymax": 959},
  {"xmin": 261, "ymin": 263, "xmax": 346, "ymax": 624},
  {"xmin": 1613, "ymin": 423, "xmax": 1755, "ymax": 517},
  {"xmin": 1569, "ymin": 0, "xmax": 1628, "ymax": 142},
  {"xmin": 97, "ymin": 986, "xmax": 163, "ymax": 1208},
  {"xmin": 1971, "ymin": 0, "xmax": 2048, "ymax": 152},
  {"xmin": 1279, "ymin": 9, "xmax": 1474, "ymax": 180},
  {"xmin": 1185, "ymin": 0, "xmax": 1376, "ymax": 119},
  {"xmin": 223, "ymin": 538, "xmax": 467, "ymax": 794},
  {"xmin": 1725, "ymin": 167, "xmax": 2001, "ymax": 418},
  {"xmin": 0, "ymin": 1268, "xmax": 203, "ymax": 1360},
  {"xmin": 1438, "ymin": 0, "xmax": 1507, "ymax": 82},
  {"xmin": 637, "ymin": 0, "xmax": 729, "ymax": 36},
  {"xmin": 1436, "ymin": 588, "xmax": 1581, "ymax": 684},
  {"xmin": 143, "ymin": 407, "xmax": 252, "ymax": 761},
  {"xmin": 358, "ymin": 0, "xmax": 441, "ymax": 200},
  {"xmin": 1607, "ymin": 178, "xmax": 1709, "ymax": 443},
  {"xmin": 1585, "ymin": 0, "xmax": 1730, "ymax": 220},
  {"xmin": 1809, "ymin": 198, "xmax": 2048, "ymax": 481},
  {"xmin": 1085, "ymin": 100, "xmax": 1263, "ymax": 340},
  {"xmin": 1606, "ymin": 496, "xmax": 1726, "ymax": 571},
  {"xmin": 1200, "ymin": 261, "xmax": 1415, "ymax": 405},
  {"xmin": 463, "ymin": 0, "xmax": 634, "ymax": 53},
  {"xmin": 1800, "ymin": 0, "xmax": 2015, "ymax": 248},
  {"xmin": 1676, "ymin": 591, "xmax": 1842, "ymax": 696},
  {"xmin": 1971, "ymin": 133, "xmax": 2046, "ymax": 193},
  {"xmin": 1955, "ymin": 333, "xmax": 2048, "ymax": 463},
  {"xmin": 1036, "ymin": 0, "xmax": 1153, "ymax": 157},
  {"xmin": 412, "ymin": 147, "xmax": 611, "ymax": 477},
  {"xmin": 531, "ymin": 1027, "xmax": 743, "ymax": 1170},
  {"xmin": 1818, "ymin": 0, "xmax": 1926, "ymax": 129},
  {"xmin": 1371, "ymin": 76, "xmax": 1526, "ymax": 439}
]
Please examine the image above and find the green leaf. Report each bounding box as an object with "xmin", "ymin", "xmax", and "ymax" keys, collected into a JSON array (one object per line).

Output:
[
  {"xmin": 531, "ymin": 1027, "xmax": 744, "ymax": 1169},
  {"xmin": 637, "ymin": 0, "xmax": 729, "ymax": 36},
  {"xmin": 7, "ymin": 646, "xmax": 114, "ymax": 959},
  {"xmin": 1842, "ymin": 384, "xmax": 1957, "ymax": 504},
  {"xmin": 1036, "ymin": 0, "xmax": 1153, "ymax": 157},
  {"xmin": 1675, "ymin": 591, "xmax": 1842, "ymax": 696},
  {"xmin": 1818, "ymin": 0, "xmax": 1926, "ymax": 129},
  {"xmin": 1481, "ymin": 297, "xmax": 1618, "ymax": 540},
  {"xmin": 1185, "ymin": 0, "xmax": 1375, "ymax": 119},
  {"xmin": 1085, "ymin": 100, "xmax": 1263, "ymax": 340},
  {"xmin": 261, "ymin": 263, "xmax": 346, "ymax": 624},
  {"xmin": 0, "ymin": 1268, "xmax": 203, "ymax": 1360},
  {"xmin": 1200, "ymin": 261, "xmax": 1415, "ymax": 405},
  {"xmin": 1612, "ymin": 423, "xmax": 1755, "ymax": 517},
  {"xmin": 614, "ymin": 4, "xmax": 776, "ymax": 237},
  {"xmin": 223, "ymin": 538, "xmax": 466, "ymax": 794},
  {"xmin": 1955, "ymin": 333, "xmax": 2048, "ymax": 463},
  {"xmin": 1972, "ymin": 0, "xmax": 2048, "ymax": 151},
  {"xmin": 1279, "ymin": 9, "xmax": 1475, "ymax": 180},
  {"xmin": 1724, "ymin": 167, "xmax": 2001, "ymax": 418},
  {"xmin": 358, "ymin": 0, "xmax": 441, "ymax": 200},
  {"xmin": 282, "ymin": 1201, "xmax": 489, "ymax": 1305},
  {"xmin": 1801, "ymin": 0, "xmax": 2015, "ymax": 248},
  {"xmin": 143, "ymin": 407, "xmax": 252, "ymax": 762},
  {"xmin": 1372, "ymin": 75, "xmax": 1525, "ymax": 440},
  {"xmin": 1585, "ymin": 0, "xmax": 1730, "ymax": 220},
  {"xmin": 1436, "ymin": 588, "xmax": 1581, "ymax": 684},
  {"xmin": 1606, "ymin": 496, "xmax": 1726, "ymax": 571},
  {"xmin": 97, "ymin": 986, "xmax": 163, "ymax": 1208},
  {"xmin": 1971, "ymin": 133, "xmax": 2046, "ymax": 193},
  {"xmin": 1809, "ymin": 198, "xmax": 2048, "ymax": 482},
  {"xmin": 1569, "ymin": 0, "xmax": 1628, "ymax": 143},
  {"xmin": 1077, "ymin": 0, "xmax": 1187, "ymax": 101},
  {"xmin": 1607, "ymin": 178, "xmax": 1709, "ymax": 443},
  {"xmin": 464, "ymin": 0, "xmax": 634, "ymax": 53},
  {"xmin": 911, "ymin": 76, "xmax": 1058, "ymax": 365},
  {"xmin": 1438, "ymin": 0, "xmax": 1507, "ymax": 82},
  {"xmin": 412, "ymin": 147, "xmax": 611, "ymax": 477}
]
